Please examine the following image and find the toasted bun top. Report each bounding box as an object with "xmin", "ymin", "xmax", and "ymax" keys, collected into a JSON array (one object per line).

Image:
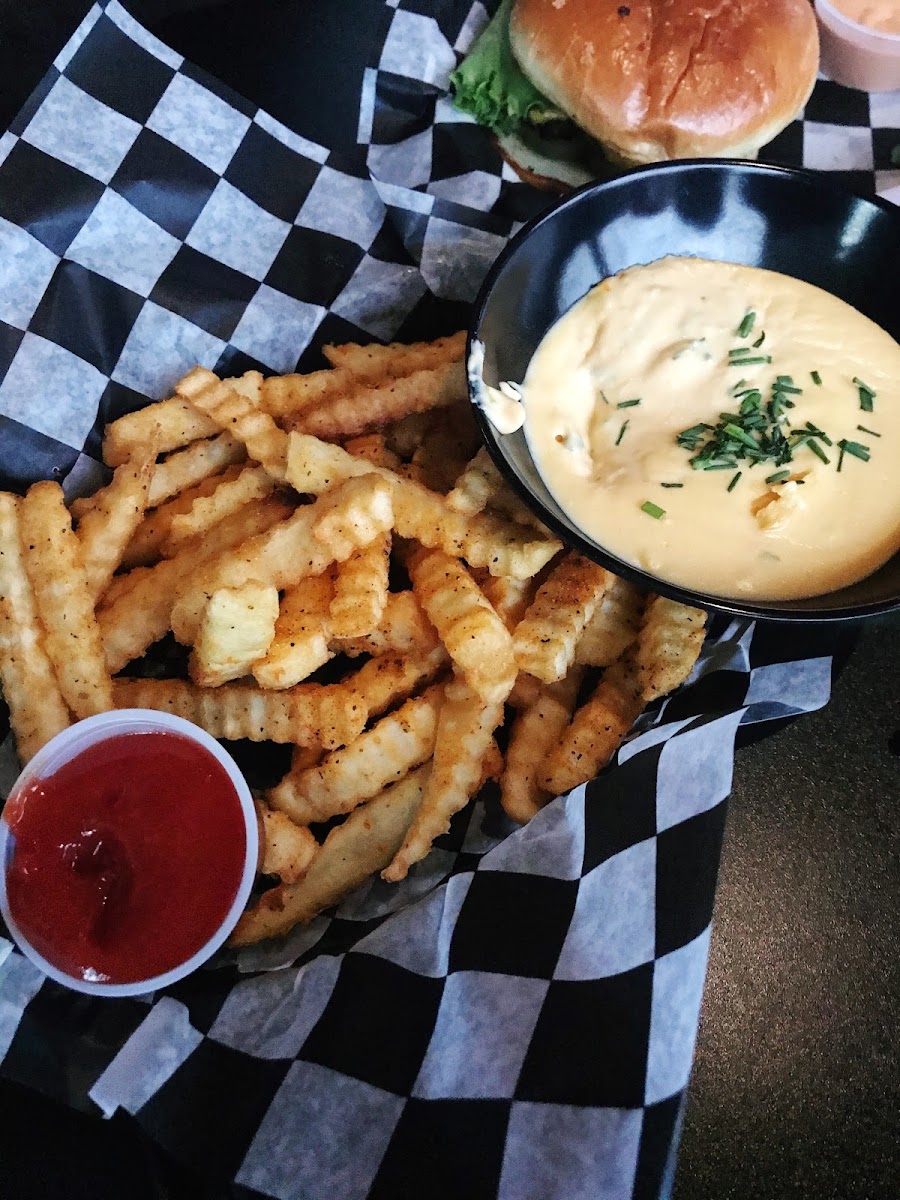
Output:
[{"xmin": 509, "ymin": 0, "xmax": 819, "ymax": 165}]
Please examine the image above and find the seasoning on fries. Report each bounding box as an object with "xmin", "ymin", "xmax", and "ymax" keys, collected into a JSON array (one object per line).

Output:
[{"xmin": 0, "ymin": 331, "xmax": 707, "ymax": 946}]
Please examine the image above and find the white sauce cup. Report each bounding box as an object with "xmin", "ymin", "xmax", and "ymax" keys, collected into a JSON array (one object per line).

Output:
[
  {"xmin": 815, "ymin": 0, "xmax": 900, "ymax": 92},
  {"xmin": 0, "ymin": 710, "xmax": 258, "ymax": 998}
]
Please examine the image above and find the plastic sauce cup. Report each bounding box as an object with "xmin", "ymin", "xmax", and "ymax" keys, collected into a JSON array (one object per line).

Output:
[
  {"xmin": 0, "ymin": 710, "xmax": 258, "ymax": 997},
  {"xmin": 816, "ymin": 0, "xmax": 900, "ymax": 92}
]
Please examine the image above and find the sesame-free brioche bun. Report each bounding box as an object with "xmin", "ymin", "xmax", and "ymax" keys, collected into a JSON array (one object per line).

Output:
[{"xmin": 508, "ymin": 0, "xmax": 820, "ymax": 167}]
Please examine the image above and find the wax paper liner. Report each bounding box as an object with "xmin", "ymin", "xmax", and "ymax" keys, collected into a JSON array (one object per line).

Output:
[{"xmin": 0, "ymin": 2, "xmax": 877, "ymax": 1197}]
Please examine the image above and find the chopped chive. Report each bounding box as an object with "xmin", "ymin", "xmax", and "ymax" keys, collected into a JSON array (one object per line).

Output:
[
  {"xmin": 774, "ymin": 384, "xmax": 802, "ymax": 395},
  {"xmin": 810, "ymin": 370, "xmax": 822, "ymax": 386},
  {"xmin": 752, "ymin": 331, "xmax": 766, "ymax": 348},
  {"xmin": 804, "ymin": 421, "xmax": 833, "ymax": 446},
  {"xmin": 854, "ymin": 377, "xmax": 876, "ymax": 411},
  {"xmin": 723, "ymin": 423, "xmax": 760, "ymax": 450},
  {"xmin": 807, "ymin": 439, "xmax": 830, "ymax": 464},
  {"xmin": 615, "ymin": 420, "xmax": 629, "ymax": 446},
  {"xmin": 765, "ymin": 469, "xmax": 791, "ymax": 484},
  {"xmin": 641, "ymin": 501, "xmax": 665, "ymax": 519},
  {"xmin": 837, "ymin": 442, "xmax": 845, "ymax": 472},
  {"xmin": 728, "ymin": 356, "xmax": 771, "ymax": 366},
  {"xmin": 731, "ymin": 378, "xmax": 749, "ymax": 393},
  {"xmin": 676, "ymin": 423, "xmax": 712, "ymax": 449},
  {"xmin": 617, "ymin": 398, "xmax": 641, "ymax": 408},
  {"xmin": 841, "ymin": 440, "xmax": 871, "ymax": 462},
  {"xmin": 660, "ymin": 482, "xmax": 683, "ymax": 488},
  {"xmin": 727, "ymin": 471, "xmax": 742, "ymax": 492},
  {"xmin": 736, "ymin": 311, "xmax": 756, "ymax": 338},
  {"xmin": 857, "ymin": 425, "xmax": 881, "ymax": 438},
  {"xmin": 775, "ymin": 375, "xmax": 794, "ymax": 385}
]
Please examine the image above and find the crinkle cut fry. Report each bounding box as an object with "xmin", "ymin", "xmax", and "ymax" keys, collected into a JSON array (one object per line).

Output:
[
  {"xmin": 164, "ymin": 465, "xmax": 276, "ymax": 554},
  {"xmin": 382, "ymin": 410, "xmax": 445, "ymax": 459},
  {"xmin": 287, "ymin": 361, "xmax": 467, "ymax": 441},
  {"xmin": 480, "ymin": 572, "xmax": 537, "ymax": 633},
  {"xmin": 328, "ymin": 534, "xmax": 390, "ymax": 639},
  {"xmin": 286, "ymin": 432, "xmax": 561, "ymax": 579},
  {"xmin": 251, "ymin": 573, "xmax": 335, "ymax": 690},
  {"xmin": 267, "ymin": 683, "xmax": 444, "ymax": 825},
  {"xmin": 20, "ymin": 481, "xmax": 113, "ymax": 719},
  {"xmin": 333, "ymin": 590, "xmax": 439, "ymax": 659},
  {"xmin": 233, "ymin": 723, "xmax": 503, "ymax": 946},
  {"xmin": 312, "ymin": 474, "xmax": 394, "ymax": 561},
  {"xmin": 575, "ymin": 576, "xmax": 646, "ymax": 668},
  {"xmin": 190, "ymin": 581, "xmax": 279, "ymax": 687},
  {"xmin": 254, "ymin": 799, "xmax": 318, "ymax": 884},
  {"xmin": 383, "ymin": 676, "xmax": 506, "ymax": 882},
  {"xmin": 77, "ymin": 441, "xmax": 158, "ymax": 601},
  {"xmin": 147, "ymin": 433, "xmax": 246, "ymax": 508},
  {"xmin": 176, "ymin": 367, "xmax": 288, "ymax": 480},
  {"xmin": 0, "ymin": 492, "xmax": 70, "ymax": 761},
  {"xmin": 542, "ymin": 653, "xmax": 645, "ymax": 796},
  {"xmin": 501, "ymin": 667, "xmax": 584, "ymax": 824},
  {"xmin": 170, "ymin": 474, "xmax": 393, "ymax": 645},
  {"xmin": 97, "ymin": 370, "xmax": 263, "ymax": 472},
  {"xmin": 322, "ymin": 330, "xmax": 466, "ymax": 375},
  {"xmin": 446, "ymin": 446, "xmax": 504, "ymax": 516},
  {"xmin": 230, "ymin": 765, "xmax": 430, "ymax": 945},
  {"xmin": 513, "ymin": 552, "xmax": 613, "ymax": 682},
  {"xmin": 100, "ymin": 496, "xmax": 294, "ymax": 674},
  {"xmin": 636, "ymin": 595, "xmax": 707, "ymax": 701},
  {"xmin": 336, "ymin": 644, "xmax": 449, "ymax": 722},
  {"xmin": 408, "ymin": 547, "xmax": 515, "ymax": 705},
  {"xmin": 261, "ymin": 366, "xmax": 351, "ymax": 422},
  {"xmin": 102, "ymin": 396, "xmax": 218, "ymax": 468},
  {"xmin": 118, "ymin": 465, "xmax": 245, "ymax": 571},
  {"xmin": 507, "ymin": 670, "xmax": 544, "ymax": 710},
  {"xmin": 112, "ymin": 676, "xmax": 366, "ymax": 750}
]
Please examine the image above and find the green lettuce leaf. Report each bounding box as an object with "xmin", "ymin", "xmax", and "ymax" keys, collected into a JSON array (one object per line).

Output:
[{"xmin": 449, "ymin": 0, "xmax": 565, "ymax": 135}]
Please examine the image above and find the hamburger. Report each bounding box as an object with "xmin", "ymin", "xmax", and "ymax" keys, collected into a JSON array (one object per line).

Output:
[{"xmin": 450, "ymin": 0, "xmax": 820, "ymax": 189}]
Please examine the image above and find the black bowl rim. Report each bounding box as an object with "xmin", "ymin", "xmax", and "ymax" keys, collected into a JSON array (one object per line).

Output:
[{"xmin": 468, "ymin": 158, "xmax": 900, "ymax": 624}]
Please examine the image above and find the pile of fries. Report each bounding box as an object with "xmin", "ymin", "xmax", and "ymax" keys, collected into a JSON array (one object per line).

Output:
[{"xmin": 0, "ymin": 331, "xmax": 706, "ymax": 946}]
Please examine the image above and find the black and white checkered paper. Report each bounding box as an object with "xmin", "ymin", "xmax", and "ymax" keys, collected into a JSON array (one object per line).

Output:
[{"xmin": 0, "ymin": 2, "xmax": 891, "ymax": 1197}]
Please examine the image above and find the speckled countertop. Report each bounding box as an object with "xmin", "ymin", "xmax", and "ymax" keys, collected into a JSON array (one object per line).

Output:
[{"xmin": 676, "ymin": 620, "xmax": 900, "ymax": 1200}]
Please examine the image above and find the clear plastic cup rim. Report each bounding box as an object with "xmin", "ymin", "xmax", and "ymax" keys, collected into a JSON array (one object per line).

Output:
[
  {"xmin": 0, "ymin": 709, "xmax": 259, "ymax": 998},
  {"xmin": 816, "ymin": 0, "xmax": 900, "ymax": 46}
]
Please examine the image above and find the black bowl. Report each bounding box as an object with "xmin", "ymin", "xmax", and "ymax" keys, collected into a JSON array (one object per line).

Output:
[{"xmin": 470, "ymin": 160, "xmax": 900, "ymax": 622}]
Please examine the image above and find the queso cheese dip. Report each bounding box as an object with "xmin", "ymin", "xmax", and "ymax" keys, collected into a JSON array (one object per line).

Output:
[
  {"xmin": 521, "ymin": 257, "xmax": 900, "ymax": 601},
  {"xmin": 831, "ymin": 0, "xmax": 900, "ymax": 35}
]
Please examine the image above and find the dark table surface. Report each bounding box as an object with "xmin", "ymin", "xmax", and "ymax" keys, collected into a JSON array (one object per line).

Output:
[{"xmin": 0, "ymin": 3, "xmax": 898, "ymax": 1198}]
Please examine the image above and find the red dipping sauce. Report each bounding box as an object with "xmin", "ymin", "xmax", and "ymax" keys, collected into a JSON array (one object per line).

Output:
[{"xmin": 3, "ymin": 731, "xmax": 248, "ymax": 985}]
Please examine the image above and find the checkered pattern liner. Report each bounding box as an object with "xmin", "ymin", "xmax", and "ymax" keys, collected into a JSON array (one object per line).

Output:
[
  {"xmin": 0, "ymin": 1, "xmax": 875, "ymax": 1196},
  {"xmin": 0, "ymin": 619, "xmax": 834, "ymax": 1200}
]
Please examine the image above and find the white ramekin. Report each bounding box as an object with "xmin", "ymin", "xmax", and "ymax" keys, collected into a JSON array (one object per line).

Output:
[
  {"xmin": 0, "ymin": 710, "xmax": 258, "ymax": 997},
  {"xmin": 816, "ymin": 0, "xmax": 900, "ymax": 92}
]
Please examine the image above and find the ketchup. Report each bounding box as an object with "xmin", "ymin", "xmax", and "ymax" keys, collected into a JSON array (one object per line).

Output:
[{"xmin": 3, "ymin": 732, "xmax": 247, "ymax": 984}]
